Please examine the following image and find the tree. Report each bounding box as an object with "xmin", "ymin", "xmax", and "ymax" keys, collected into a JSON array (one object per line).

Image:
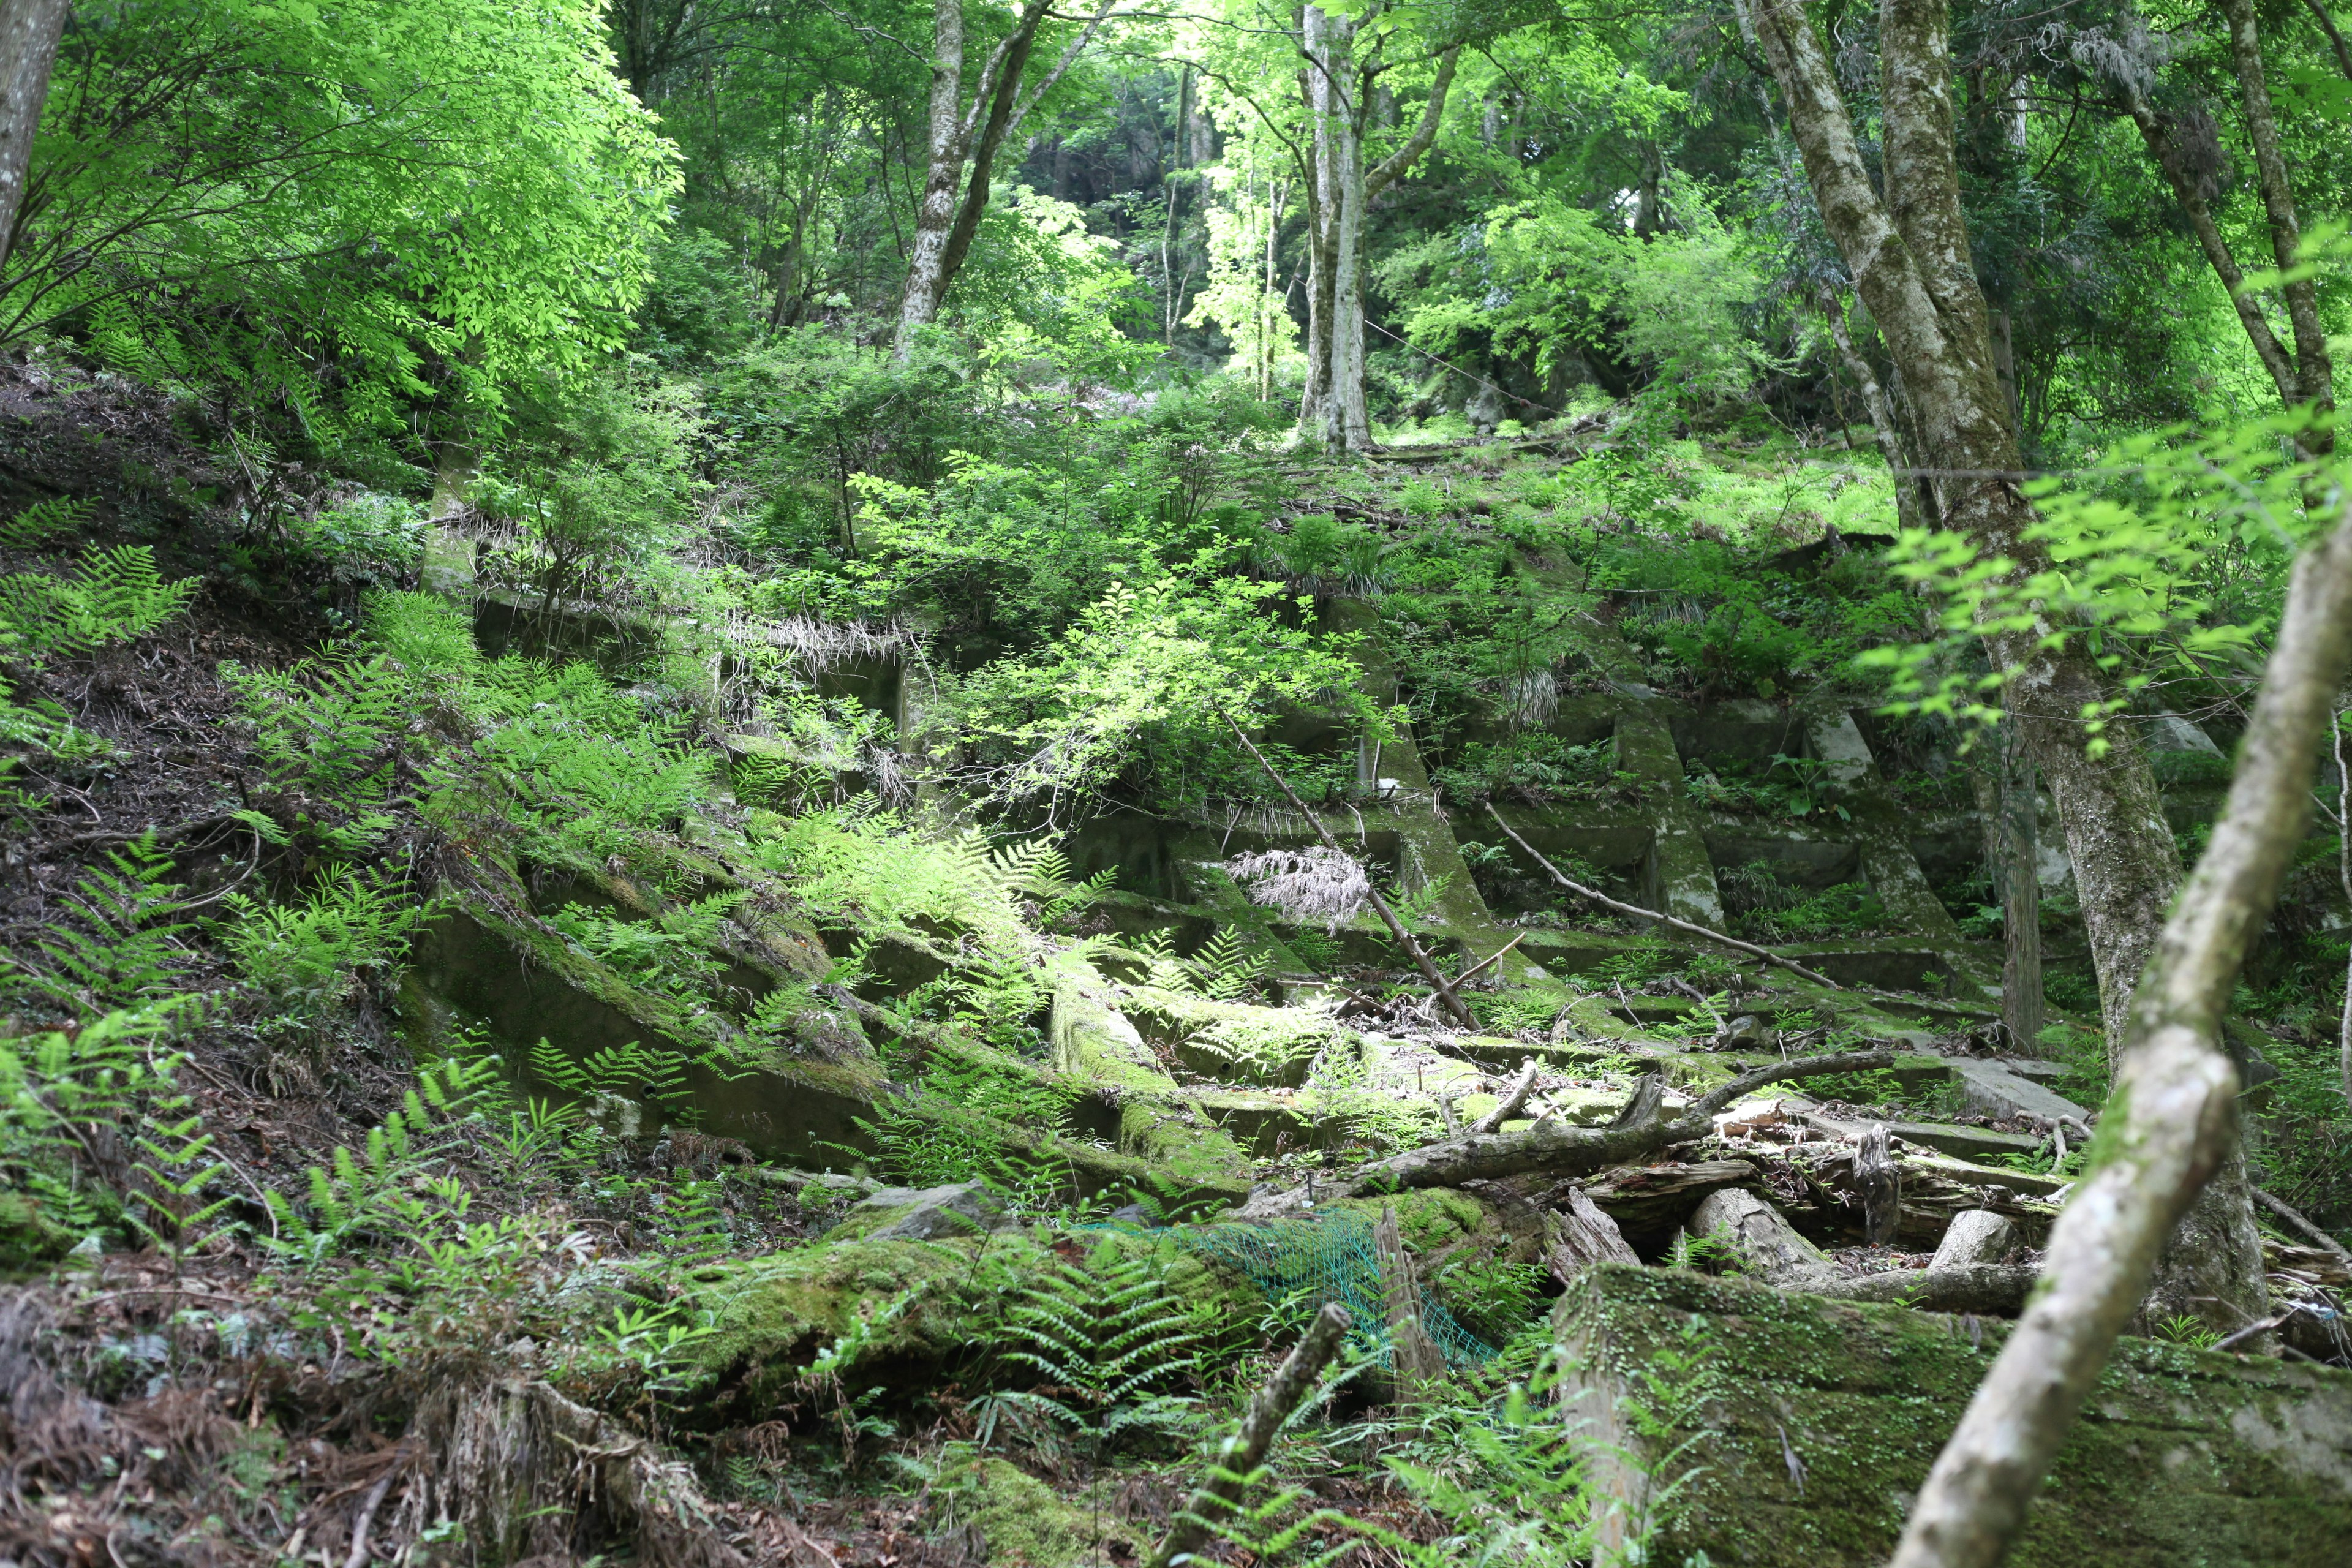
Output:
[
  {"xmin": 1731, "ymin": 0, "xmax": 2268, "ymax": 1332},
  {"xmin": 0, "ymin": 0, "xmax": 67, "ymax": 278},
  {"xmin": 9, "ymin": 1, "xmax": 676, "ymax": 432},
  {"xmin": 2097, "ymin": 5, "xmax": 2335, "ymax": 447},
  {"xmin": 894, "ymin": 0, "xmax": 1115, "ymax": 358},
  {"xmin": 1890, "ymin": 490, "xmax": 2352, "ymax": 1568},
  {"xmin": 1185, "ymin": 2, "xmax": 1467, "ymax": 451}
]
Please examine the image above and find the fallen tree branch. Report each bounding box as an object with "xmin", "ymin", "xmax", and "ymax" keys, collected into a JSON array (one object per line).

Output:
[
  {"xmin": 2252, "ymin": 1185, "xmax": 2352, "ymax": 1265},
  {"xmin": 1226, "ymin": 713, "xmax": 1477, "ymax": 1027},
  {"xmin": 1347, "ymin": 1047, "xmax": 1893, "ymax": 1193},
  {"xmin": 1469, "ymin": 1057, "xmax": 1539, "ymax": 1134},
  {"xmin": 1487, "ymin": 803, "xmax": 1842, "ymax": 989},
  {"xmin": 1456, "ymin": 932, "xmax": 1526, "ymax": 986},
  {"xmin": 1148, "ymin": 1302, "xmax": 1352, "ymax": 1568},
  {"xmin": 1890, "ymin": 487, "xmax": 2352, "ymax": 1568}
]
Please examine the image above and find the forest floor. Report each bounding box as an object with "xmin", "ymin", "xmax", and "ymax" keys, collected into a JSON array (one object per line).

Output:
[{"xmin": 3, "ymin": 375, "xmax": 2350, "ymax": 1568}]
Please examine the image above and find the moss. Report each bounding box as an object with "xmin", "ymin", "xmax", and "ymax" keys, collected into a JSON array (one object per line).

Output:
[
  {"xmin": 1331, "ymin": 1185, "xmax": 1539, "ymax": 1270},
  {"xmin": 1554, "ymin": 1264, "xmax": 2352, "ymax": 1567},
  {"xmin": 688, "ymin": 1232, "xmax": 1055, "ymax": 1404},
  {"xmin": 688, "ymin": 1227, "xmax": 1267, "ymax": 1410},
  {"xmin": 931, "ymin": 1452, "xmax": 1140, "ymax": 1567}
]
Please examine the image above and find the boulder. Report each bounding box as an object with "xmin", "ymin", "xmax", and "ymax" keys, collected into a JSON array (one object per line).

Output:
[
  {"xmin": 1931, "ymin": 1208, "xmax": 2016, "ymax": 1270},
  {"xmin": 1555, "ymin": 1264, "xmax": 2352, "ymax": 1567},
  {"xmin": 843, "ymin": 1182, "xmax": 1015, "ymax": 1242}
]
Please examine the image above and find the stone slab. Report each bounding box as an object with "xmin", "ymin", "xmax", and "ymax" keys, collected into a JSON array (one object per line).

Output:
[
  {"xmin": 1948, "ymin": 1056, "xmax": 2093, "ymax": 1125},
  {"xmin": 1554, "ymin": 1264, "xmax": 2352, "ymax": 1567}
]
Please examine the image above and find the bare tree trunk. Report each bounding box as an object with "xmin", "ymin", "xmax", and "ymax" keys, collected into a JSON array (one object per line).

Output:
[
  {"xmin": 0, "ymin": 0, "xmax": 68, "ymax": 278},
  {"xmin": 1735, "ymin": 0, "xmax": 2254, "ymax": 1329},
  {"xmin": 1996, "ymin": 729, "xmax": 2045, "ymax": 1057},
  {"xmin": 1817, "ymin": 285, "xmax": 1931, "ymax": 532},
  {"xmin": 2223, "ymin": 0, "xmax": 2335, "ymax": 447},
  {"xmin": 893, "ymin": 0, "xmax": 1111, "ymax": 360},
  {"xmin": 2113, "ymin": 77, "xmax": 2301, "ymax": 409},
  {"xmin": 1294, "ymin": 14, "xmax": 1457, "ymax": 451},
  {"xmin": 895, "ymin": 0, "xmax": 975, "ymax": 355},
  {"xmin": 1890, "ymin": 499, "xmax": 2352, "ymax": 1568},
  {"xmin": 1631, "ymin": 138, "xmax": 1665, "ymax": 238}
]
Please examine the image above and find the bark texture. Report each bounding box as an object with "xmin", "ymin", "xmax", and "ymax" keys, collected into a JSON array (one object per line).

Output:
[
  {"xmin": 893, "ymin": 0, "xmax": 1111, "ymax": 357},
  {"xmin": 0, "ymin": 0, "xmax": 67, "ymax": 279},
  {"xmin": 1889, "ymin": 500, "xmax": 2352, "ymax": 1568},
  {"xmin": 1346, "ymin": 1049, "xmax": 1894, "ymax": 1193}
]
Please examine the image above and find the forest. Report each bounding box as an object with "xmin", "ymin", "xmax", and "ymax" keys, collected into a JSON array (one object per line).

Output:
[{"xmin": 2, "ymin": 0, "xmax": 2351, "ymax": 1563}]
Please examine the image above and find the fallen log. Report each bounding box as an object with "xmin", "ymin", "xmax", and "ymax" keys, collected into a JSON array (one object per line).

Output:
[
  {"xmin": 1542, "ymin": 1187, "xmax": 1640, "ymax": 1283},
  {"xmin": 1689, "ymin": 1188, "xmax": 2037, "ymax": 1316},
  {"xmin": 1347, "ymin": 1048, "xmax": 1893, "ymax": 1194}
]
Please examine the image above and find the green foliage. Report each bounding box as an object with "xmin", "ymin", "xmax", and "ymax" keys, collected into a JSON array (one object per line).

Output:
[
  {"xmin": 546, "ymin": 895, "xmax": 739, "ymax": 1004},
  {"xmin": 978, "ymin": 1242, "xmax": 1206, "ymax": 1460},
  {"xmin": 1861, "ymin": 413, "xmax": 2340, "ymax": 746},
  {"xmin": 0, "ymin": 544, "xmax": 196, "ymax": 663},
  {"xmin": 5, "ymin": 835, "xmax": 194, "ymax": 1012},
  {"xmin": 19, "ymin": 0, "xmax": 676, "ymax": 431},
  {"xmin": 219, "ymin": 867, "xmax": 442, "ymax": 1017},
  {"xmin": 0, "ymin": 999, "xmax": 209, "ymax": 1245}
]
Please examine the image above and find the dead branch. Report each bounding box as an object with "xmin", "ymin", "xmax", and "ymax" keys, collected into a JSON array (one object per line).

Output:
[
  {"xmin": 2253, "ymin": 1186, "xmax": 2352, "ymax": 1265},
  {"xmin": 1891, "ymin": 494, "xmax": 2352, "ymax": 1568},
  {"xmin": 1487, "ymin": 803, "xmax": 1842, "ymax": 988},
  {"xmin": 1224, "ymin": 714, "xmax": 1477, "ymax": 1027},
  {"xmin": 1148, "ymin": 1303, "xmax": 1352, "ymax": 1568},
  {"xmin": 1347, "ymin": 1048, "xmax": 1893, "ymax": 1193},
  {"xmin": 1469, "ymin": 1057, "xmax": 1539, "ymax": 1134}
]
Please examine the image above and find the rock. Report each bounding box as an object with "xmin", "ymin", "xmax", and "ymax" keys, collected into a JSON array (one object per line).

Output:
[
  {"xmin": 1716, "ymin": 1013, "xmax": 1774, "ymax": 1049},
  {"xmin": 1947, "ymin": 1056, "xmax": 2092, "ymax": 1125},
  {"xmin": 1555, "ymin": 1264, "xmax": 2352, "ymax": 1567},
  {"xmin": 845, "ymin": 1182, "xmax": 1015, "ymax": 1242},
  {"xmin": 1930, "ymin": 1208, "xmax": 2016, "ymax": 1271}
]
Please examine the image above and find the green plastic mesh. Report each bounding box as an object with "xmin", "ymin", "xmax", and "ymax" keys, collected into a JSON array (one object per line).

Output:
[{"xmin": 1164, "ymin": 1212, "xmax": 1496, "ymax": 1368}]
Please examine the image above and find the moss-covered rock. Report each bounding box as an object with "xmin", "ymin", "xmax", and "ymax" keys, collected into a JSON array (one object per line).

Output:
[
  {"xmin": 1554, "ymin": 1264, "xmax": 2352, "ymax": 1567},
  {"xmin": 929, "ymin": 1451, "xmax": 1142, "ymax": 1567},
  {"xmin": 685, "ymin": 1227, "xmax": 1262, "ymax": 1411},
  {"xmin": 1120, "ymin": 986, "xmax": 1348, "ymax": 1088}
]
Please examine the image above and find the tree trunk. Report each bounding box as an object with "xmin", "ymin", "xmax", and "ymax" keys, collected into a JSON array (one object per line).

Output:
[
  {"xmin": 894, "ymin": 0, "xmax": 973, "ymax": 355},
  {"xmin": 1889, "ymin": 499, "xmax": 2352, "ymax": 1568},
  {"xmin": 1986, "ymin": 727, "xmax": 2045, "ymax": 1057},
  {"xmin": 893, "ymin": 1, "xmax": 1109, "ymax": 360},
  {"xmin": 1734, "ymin": 0, "xmax": 2255, "ymax": 1329},
  {"xmin": 1294, "ymin": 16, "xmax": 1457, "ymax": 451},
  {"xmin": 1817, "ymin": 285, "xmax": 1932, "ymax": 532},
  {"xmin": 2222, "ymin": 0, "xmax": 2335, "ymax": 445},
  {"xmin": 0, "ymin": 0, "xmax": 67, "ymax": 279}
]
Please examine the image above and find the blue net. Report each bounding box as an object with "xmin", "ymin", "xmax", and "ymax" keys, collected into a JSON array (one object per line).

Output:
[{"xmin": 1162, "ymin": 1212, "xmax": 1496, "ymax": 1369}]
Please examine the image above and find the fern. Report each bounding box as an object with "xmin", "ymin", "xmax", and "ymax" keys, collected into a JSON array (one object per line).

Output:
[
  {"xmin": 978, "ymin": 1243, "xmax": 1206, "ymax": 1461},
  {"xmin": 228, "ymin": 651, "xmax": 412, "ymax": 809},
  {"xmin": 0, "ymin": 496, "xmax": 92, "ymax": 549},
  {"xmin": 6, "ymin": 835, "xmax": 193, "ymax": 1010},
  {"xmin": 1184, "ymin": 927, "xmax": 1273, "ymax": 1001},
  {"xmin": 529, "ymin": 1035, "xmax": 699, "ymax": 1115},
  {"xmin": 219, "ymin": 865, "xmax": 441, "ymax": 1016},
  {"xmin": 0, "ymin": 545, "xmax": 196, "ymax": 663}
]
